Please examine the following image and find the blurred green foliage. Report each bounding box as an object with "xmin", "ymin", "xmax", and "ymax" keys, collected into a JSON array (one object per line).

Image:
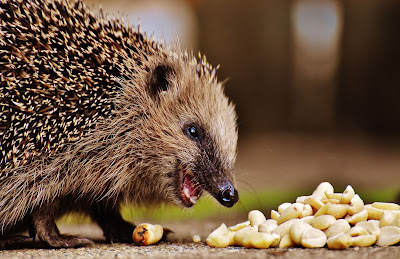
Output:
[{"xmin": 58, "ymin": 185, "xmax": 399, "ymax": 225}]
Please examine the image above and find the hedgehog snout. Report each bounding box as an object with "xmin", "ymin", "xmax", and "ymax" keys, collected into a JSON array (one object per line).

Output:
[{"xmin": 216, "ymin": 181, "xmax": 238, "ymax": 208}]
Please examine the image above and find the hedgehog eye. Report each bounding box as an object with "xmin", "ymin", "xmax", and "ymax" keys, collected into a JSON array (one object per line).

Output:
[
  {"xmin": 187, "ymin": 126, "xmax": 198, "ymax": 138},
  {"xmin": 185, "ymin": 125, "xmax": 202, "ymax": 141}
]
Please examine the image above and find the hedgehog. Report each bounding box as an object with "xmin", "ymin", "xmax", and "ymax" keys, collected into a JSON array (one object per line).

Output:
[{"xmin": 0, "ymin": 0, "xmax": 239, "ymax": 248}]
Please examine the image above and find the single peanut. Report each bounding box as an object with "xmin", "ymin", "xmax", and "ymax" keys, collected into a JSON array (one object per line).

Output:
[
  {"xmin": 206, "ymin": 223, "xmax": 236, "ymax": 248},
  {"xmin": 296, "ymin": 195, "xmax": 315, "ymax": 203},
  {"xmin": 277, "ymin": 203, "xmax": 303, "ymax": 225},
  {"xmin": 206, "ymin": 232, "xmax": 235, "ymax": 248},
  {"xmin": 348, "ymin": 194, "xmax": 364, "ymax": 215},
  {"xmin": 132, "ymin": 223, "xmax": 164, "ymax": 246},
  {"xmin": 348, "ymin": 226, "xmax": 369, "ymax": 237},
  {"xmin": 303, "ymin": 197, "xmax": 324, "ymax": 211},
  {"xmin": 270, "ymin": 210, "xmax": 280, "ymax": 221},
  {"xmin": 376, "ymin": 226, "xmax": 400, "ymax": 246},
  {"xmin": 346, "ymin": 209, "xmax": 368, "ymax": 225},
  {"xmin": 301, "ymin": 204, "xmax": 313, "ymax": 217},
  {"xmin": 278, "ymin": 203, "xmax": 292, "ymax": 214},
  {"xmin": 325, "ymin": 193, "xmax": 343, "ymax": 200},
  {"xmin": 325, "ymin": 219, "xmax": 351, "ymax": 238},
  {"xmin": 372, "ymin": 202, "xmax": 400, "ymax": 211},
  {"xmin": 380, "ymin": 210, "xmax": 396, "ymax": 227},
  {"xmin": 248, "ymin": 210, "xmax": 267, "ymax": 227},
  {"xmin": 327, "ymin": 232, "xmax": 352, "ymax": 249},
  {"xmin": 207, "ymin": 223, "xmax": 229, "ymax": 237},
  {"xmin": 206, "ymin": 235, "xmax": 230, "ymax": 248},
  {"xmin": 314, "ymin": 203, "xmax": 330, "ymax": 217},
  {"xmin": 351, "ymin": 234, "xmax": 376, "ymax": 247},
  {"xmin": 192, "ymin": 235, "xmax": 201, "ymax": 243},
  {"xmin": 365, "ymin": 205, "xmax": 384, "ymax": 220},
  {"xmin": 258, "ymin": 219, "xmax": 278, "ymax": 233},
  {"xmin": 322, "ymin": 199, "xmax": 340, "ymax": 204},
  {"xmin": 312, "ymin": 182, "xmax": 334, "ymax": 200},
  {"xmin": 206, "ymin": 223, "xmax": 236, "ymax": 247},
  {"xmin": 241, "ymin": 232, "xmax": 277, "ymax": 249},
  {"xmin": 310, "ymin": 215, "xmax": 336, "ymax": 230},
  {"xmin": 339, "ymin": 185, "xmax": 355, "ymax": 204},
  {"xmin": 392, "ymin": 210, "xmax": 400, "ymax": 218},
  {"xmin": 327, "ymin": 204, "xmax": 349, "ymax": 219},
  {"xmin": 300, "ymin": 216, "xmax": 314, "ymax": 224},
  {"xmin": 228, "ymin": 220, "xmax": 250, "ymax": 231},
  {"xmin": 279, "ymin": 234, "xmax": 296, "ymax": 248},
  {"xmin": 301, "ymin": 228, "xmax": 327, "ymax": 248},
  {"xmin": 391, "ymin": 218, "xmax": 400, "ymax": 228}
]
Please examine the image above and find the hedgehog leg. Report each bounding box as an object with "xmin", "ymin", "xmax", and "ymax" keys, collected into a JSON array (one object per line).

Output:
[
  {"xmin": 90, "ymin": 203, "xmax": 135, "ymax": 243},
  {"xmin": 0, "ymin": 216, "xmax": 35, "ymax": 248},
  {"xmin": 32, "ymin": 205, "xmax": 94, "ymax": 248},
  {"xmin": 0, "ymin": 235, "xmax": 32, "ymax": 249}
]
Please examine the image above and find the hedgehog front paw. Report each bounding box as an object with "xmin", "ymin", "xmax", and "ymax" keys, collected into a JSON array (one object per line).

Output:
[
  {"xmin": 0, "ymin": 235, "xmax": 32, "ymax": 249},
  {"xmin": 34, "ymin": 221, "xmax": 94, "ymax": 248},
  {"xmin": 39, "ymin": 234, "xmax": 94, "ymax": 248},
  {"xmin": 32, "ymin": 207, "xmax": 94, "ymax": 248}
]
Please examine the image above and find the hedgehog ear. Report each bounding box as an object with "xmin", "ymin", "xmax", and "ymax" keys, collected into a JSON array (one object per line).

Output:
[{"xmin": 149, "ymin": 64, "xmax": 174, "ymax": 97}]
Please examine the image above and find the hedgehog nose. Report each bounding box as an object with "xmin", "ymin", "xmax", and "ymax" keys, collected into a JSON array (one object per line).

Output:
[{"xmin": 217, "ymin": 182, "xmax": 239, "ymax": 208}]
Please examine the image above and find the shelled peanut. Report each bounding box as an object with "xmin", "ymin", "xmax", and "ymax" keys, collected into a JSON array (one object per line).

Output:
[
  {"xmin": 132, "ymin": 223, "xmax": 164, "ymax": 246},
  {"xmin": 205, "ymin": 182, "xmax": 400, "ymax": 249}
]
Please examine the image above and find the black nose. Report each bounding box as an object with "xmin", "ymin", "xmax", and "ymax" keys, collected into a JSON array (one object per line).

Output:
[{"xmin": 217, "ymin": 183, "xmax": 239, "ymax": 208}]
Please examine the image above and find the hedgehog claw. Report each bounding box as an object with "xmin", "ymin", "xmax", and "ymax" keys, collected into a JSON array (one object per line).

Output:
[
  {"xmin": 32, "ymin": 206, "xmax": 94, "ymax": 248},
  {"xmin": 40, "ymin": 235, "xmax": 94, "ymax": 248}
]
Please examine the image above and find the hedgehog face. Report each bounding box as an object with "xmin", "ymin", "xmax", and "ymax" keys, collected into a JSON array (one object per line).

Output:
[{"xmin": 141, "ymin": 57, "xmax": 239, "ymax": 208}]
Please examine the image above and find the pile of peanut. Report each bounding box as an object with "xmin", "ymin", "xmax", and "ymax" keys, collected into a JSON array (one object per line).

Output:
[{"xmin": 206, "ymin": 182, "xmax": 400, "ymax": 249}]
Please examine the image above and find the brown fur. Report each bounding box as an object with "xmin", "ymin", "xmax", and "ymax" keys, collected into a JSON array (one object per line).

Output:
[{"xmin": 0, "ymin": 0, "xmax": 238, "ymax": 247}]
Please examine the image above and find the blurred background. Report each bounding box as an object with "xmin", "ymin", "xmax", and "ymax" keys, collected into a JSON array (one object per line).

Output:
[{"xmin": 77, "ymin": 0, "xmax": 400, "ymax": 219}]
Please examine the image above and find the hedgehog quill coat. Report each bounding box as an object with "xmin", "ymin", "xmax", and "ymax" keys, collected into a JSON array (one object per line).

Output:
[{"xmin": 0, "ymin": 0, "xmax": 238, "ymax": 248}]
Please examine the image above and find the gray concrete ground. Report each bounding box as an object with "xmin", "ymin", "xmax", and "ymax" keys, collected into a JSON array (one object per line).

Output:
[
  {"xmin": 2, "ymin": 242, "xmax": 400, "ymax": 259},
  {"xmin": 1, "ymin": 222, "xmax": 400, "ymax": 259}
]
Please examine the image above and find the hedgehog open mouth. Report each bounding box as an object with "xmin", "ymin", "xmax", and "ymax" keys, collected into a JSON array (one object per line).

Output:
[{"xmin": 178, "ymin": 166, "xmax": 203, "ymax": 207}]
